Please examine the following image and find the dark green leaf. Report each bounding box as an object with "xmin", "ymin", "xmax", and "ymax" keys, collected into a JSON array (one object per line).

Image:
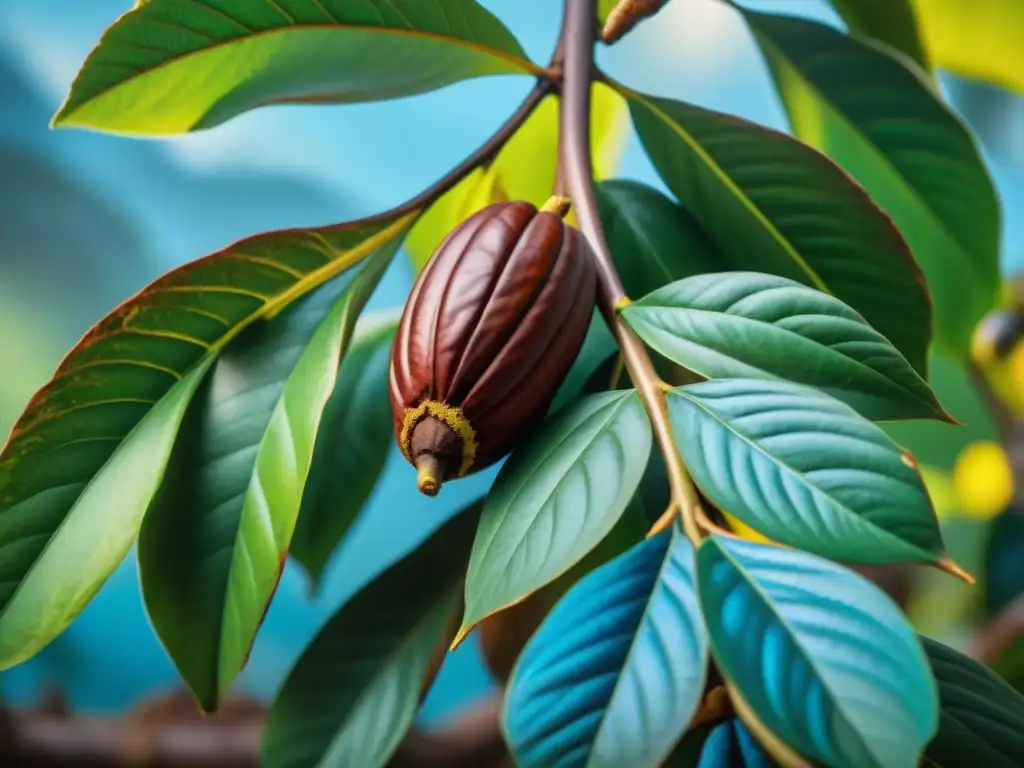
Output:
[
  {"xmin": 139, "ymin": 242, "xmax": 396, "ymax": 710},
  {"xmin": 262, "ymin": 504, "xmax": 480, "ymax": 768},
  {"xmin": 983, "ymin": 507, "xmax": 1024, "ymax": 618},
  {"xmin": 596, "ymin": 179, "xmax": 724, "ymax": 298},
  {"xmin": 698, "ymin": 534, "xmax": 938, "ymax": 768},
  {"xmin": 624, "ymin": 272, "xmax": 949, "ymax": 422},
  {"xmin": 459, "ymin": 390, "xmax": 653, "ymax": 642},
  {"xmin": 550, "ymin": 310, "xmax": 618, "ymax": 414},
  {"xmin": 668, "ymin": 379, "xmax": 950, "ymax": 567},
  {"xmin": 923, "ymin": 636, "xmax": 1024, "ymax": 767},
  {"xmin": 623, "ymin": 88, "xmax": 931, "ymax": 375},
  {"xmin": 291, "ymin": 310, "xmax": 399, "ymax": 591},
  {"xmin": 505, "ymin": 524, "xmax": 706, "ymax": 768},
  {"xmin": 55, "ymin": 0, "xmax": 536, "ymax": 134},
  {"xmin": 828, "ymin": 0, "xmax": 929, "ymax": 69},
  {"xmin": 0, "ymin": 210, "xmax": 415, "ymax": 670},
  {"xmin": 745, "ymin": 9, "xmax": 1000, "ymax": 362}
]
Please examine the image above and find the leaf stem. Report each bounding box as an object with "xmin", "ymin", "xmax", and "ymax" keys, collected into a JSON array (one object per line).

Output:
[
  {"xmin": 558, "ymin": 0, "xmax": 703, "ymax": 546},
  {"xmin": 389, "ymin": 77, "xmax": 554, "ymax": 219}
]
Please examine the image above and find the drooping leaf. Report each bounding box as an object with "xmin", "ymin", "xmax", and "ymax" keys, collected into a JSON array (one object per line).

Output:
[
  {"xmin": 624, "ymin": 272, "xmax": 949, "ymax": 422},
  {"xmin": 458, "ymin": 389, "xmax": 653, "ymax": 642},
  {"xmin": 745, "ymin": 9, "xmax": 1000, "ymax": 362},
  {"xmin": 828, "ymin": 0, "xmax": 929, "ymax": 70},
  {"xmin": 923, "ymin": 636, "xmax": 1024, "ymax": 767},
  {"xmin": 406, "ymin": 83, "xmax": 628, "ymax": 270},
  {"xmin": 623, "ymin": 88, "xmax": 931, "ymax": 375},
  {"xmin": 262, "ymin": 503, "xmax": 480, "ymax": 768},
  {"xmin": 915, "ymin": 0, "xmax": 1024, "ymax": 95},
  {"xmin": 54, "ymin": 0, "xmax": 536, "ymax": 134},
  {"xmin": 596, "ymin": 179, "xmax": 725, "ymax": 299},
  {"xmin": 290, "ymin": 310, "xmax": 399, "ymax": 591},
  {"xmin": 0, "ymin": 210, "xmax": 414, "ymax": 670},
  {"xmin": 139, "ymin": 241, "xmax": 396, "ymax": 711},
  {"xmin": 983, "ymin": 507, "xmax": 1024, "ymax": 618},
  {"xmin": 505, "ymin": 524, "xmax": 707, "ymax": 768},
  {"xmin": 479, "ymin": 494, "xmax": 647, "ymax": 685},
  {"xmin": 668, "ymin": 379, "xmax": 950, "ymax": 567},
  {"xmin": 698, "ymin": 534, "xmax": 938, "ymax": 768}
]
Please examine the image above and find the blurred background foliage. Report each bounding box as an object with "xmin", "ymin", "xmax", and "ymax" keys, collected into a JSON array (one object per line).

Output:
[{"xmin": 2, "ymin": 0, "xmax": 1024, "ymax": 725}]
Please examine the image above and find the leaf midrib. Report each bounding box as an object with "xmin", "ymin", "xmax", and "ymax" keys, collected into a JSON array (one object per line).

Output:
[
  {"xmin": 56, "ymin": 24, "xmax": 539, "ymax": 124},
  {"xmin": 752, "ymin": 26, "xmax": 980, "ymax": 277},
  {"xmin": 617, "ymin": 85, "xmax": 832, "ymax": 296},
  {"xmin": 672, "ymin": 388, "xmax": 934, "ymax": 560},
  {"xmin": 627, "ymin": 302, "xmax": 933, "ymax": 411},
  {"xmin": 711, "ymin": 539, "xmax": 888, "ymax": 768}
]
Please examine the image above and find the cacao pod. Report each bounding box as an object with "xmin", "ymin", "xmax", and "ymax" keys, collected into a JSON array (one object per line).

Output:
[{"xmin": 390, "ymin": 198, "xmax": 598, "ymax": 495}]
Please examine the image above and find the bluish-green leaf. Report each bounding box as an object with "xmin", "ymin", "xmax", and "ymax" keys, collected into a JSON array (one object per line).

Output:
[
  {"xmin": 290, "ymin": 310, "xmax": 399, "ymax": 591},
  {"xmin": 262, "ymin": 504, "xmax": 479, "ymax": 768},
  {"xmin": 623, "ymin": 88, "xmax": 931, "ymax": 376},
  {"xmin": 668, "ymin": 379, "xmax": 949, "ymax": 567},
  {"xmin": 624, "ymin": 272, "xmax": 948, "ymax": 422},
  {"xmin": 505, "ymin": 524, "xmax": 706, "ymax": 768},
  {"xmin": 596, "ymin": 179, "xmax": 724, "ymax": 299},
  {"xmin": 459, "ymin": 390, "xmax": 653, "ymax": 642},
  {"xmin": 139, "ymin": 243, "xmax": 397, "ymax": 711},
  {"xmin": 745, "ymin": 9, "xmax": 1000, "ymax": 362},
  {"xmin": 983, "ymin": 507, "xmax": 1024, "ymax": 618},
  {"xmin": 55, "ymin": 0, "xmax": 536, "ymax": 134},
  {"xmin": 698, "ymin": 534, "xmax": 938, "ymax": 768},
  {"xmin": 923, "ymin": 636, "xmax": 1024, "ymax": 767}
]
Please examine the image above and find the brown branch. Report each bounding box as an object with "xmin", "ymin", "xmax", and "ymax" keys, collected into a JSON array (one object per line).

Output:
[
  {"xmin": 0, "ymin": 690, "xmax": 510, "ymax": 768},
  {"xmin": 968, "ymin": 594, "xmax": 1024, "ymax": 665}
]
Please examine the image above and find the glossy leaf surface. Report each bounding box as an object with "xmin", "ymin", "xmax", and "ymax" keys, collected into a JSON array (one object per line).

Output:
[
  {"xmin": 626, "ymin": 89, "xmax": 930, "ymax": 375},
  {"xmin": 140, "ymin": 242, "xmax": 396, "ymax": 710},
  {"xmin": 0, "ymin": 211, "xmax": 413, "ymax": 669},
  {"xmin": 624, "ymin": 272, "xmax": 947, "ymax": 422},
  {"xmin": 55, "ymin": 0, "xmax": 535, "ymax": 134},
  {"xmin": 668, "ymin": 379, "xmax": 947, "ymax": 566},
  {"xmin": 746, "ymin": 9, "xmax": 1000, "ymax": 361},
  {"xmin": 262, "ymin": 506, "xmax": 479, "ymax": 768},
  {"xmin": 460, "ymin": 390, "xmax": 652, "ymax": 640},
  {"xmin": 828, "ymin": 0, "xmax": 929, "ymax": 69},
  {"xmin": 923, "ymin": 636, "xmax": 1024, "ymax": 767},
  {"xmin": 596, "ymin": 179, "xmax": 724, "ymax": 299},
  {"xmin": 290, "ymin": 310, "xmax": 398, "ymax": 590},
  {"xmin": 406, "ymin": 83, "xmax": 627, "ymax": 270},
  {"xmin": 915, "ymin": 0, "xmax": 1024, "ymax": 94},
  {"xmin": 698, "ymin": 535, "xmax": 938, "ymax": 768},
  {"xmin": 505, "ymin": 525, "xmax": 706, "ymax": 768}
]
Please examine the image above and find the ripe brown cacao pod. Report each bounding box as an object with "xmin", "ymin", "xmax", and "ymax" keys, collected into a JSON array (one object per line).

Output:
[{"xmin": 390, "ymin": 199, "xmax": 598, "ymax": 495}]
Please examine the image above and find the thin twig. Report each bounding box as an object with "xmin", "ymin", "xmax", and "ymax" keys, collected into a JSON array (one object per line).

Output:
[
  {"xmin": 558, "ymin": 0, "xmax": 703, "ymax": 546},
  {"xmin": 969, "ymin": 594, "xmax": 1024, "ymax": 665}
]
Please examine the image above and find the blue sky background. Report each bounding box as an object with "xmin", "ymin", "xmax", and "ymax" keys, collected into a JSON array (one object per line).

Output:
[{"xmin": 1, "ymin": 0, "xmax": 1022, "ymax": 723}]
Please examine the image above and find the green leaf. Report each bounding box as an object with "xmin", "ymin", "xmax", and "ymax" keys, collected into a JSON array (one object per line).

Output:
[
  {"xmin": 458, "ymin": 389, "xmax": 653, "ymax": 643},
  {"xmin": 623, "ymin": 88, "xmax": 932, "ymax": 376},
  {"xmin": 624, "ymin": 272, "xmax": 949, "ymax": 422},
  {"xmin": 596, "ymin": 179, "xmax": 725, "ymax": 299},
  {"xmin": 698, "ymin": 534, "xmax": 939, "ymax": 768},
  {"xmin": 983, "ymin": 507, "xmax": 1024, "ymax": 619},
  {"xmin": 139, "ymin": 241, "xmax": 396, "ymax": 711},
  {"xmin": 0, "ymin": 210, "xmax": 414, "ymax": 670},
  {"xmin": 923, "ymin": 636, "xmax": 1024, "ymax": 767},
  {"xmin": 406, "ymin": 83, "xmax": 628, "ymax": 270},
  {"xmin": 290, "ymin": 310, "xmax": 399, "ymax": 591},
  {"xmin": 504, "ymin": 524, "xmax": 707, "ymax": 768},
  {"xmin": 668, "ymin": 379, "xmax": 950, "ymax": 567},
  {"xmin": 549, "ymin": 310, "xmax": 618, "ymax": 414},
  {"xmin": 745, "ymin": 9, "xmax": 1000, "ymax": 362},
  {"xmin": 828, "ymin": 0, "xmax": 929, "ymax": 70},
  {"xmin": 54, "ymin": 0, "xmax": 536, "ymax": 134},
  {"xmin": 915, "ymin": 0, "xmax": 1024, "ymax": 95},
  {"xmin": 262, "ymin": 504, "xmax": 480, "ymax": 768}
]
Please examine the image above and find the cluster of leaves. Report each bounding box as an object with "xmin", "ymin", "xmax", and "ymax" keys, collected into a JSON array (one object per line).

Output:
[{"xmin": 2, "ymin": 0, "xmax": 1024, "ymax": 767}]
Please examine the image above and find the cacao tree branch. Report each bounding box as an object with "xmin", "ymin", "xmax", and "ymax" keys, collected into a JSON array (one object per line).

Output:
[{"xmin": 559, "ymin": 0, "xmax": 704, "ymax": 546}]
